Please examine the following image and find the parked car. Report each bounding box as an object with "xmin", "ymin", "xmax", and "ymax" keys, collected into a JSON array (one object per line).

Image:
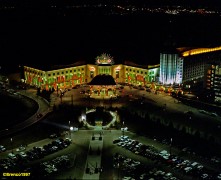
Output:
[
  {"xmin": 113, "ymin": 139, "xmax": 121, "ymax": 144},
  {"xmin": 0, "ymin": 145, "xmax": 6, "ymax": 152},
  {"xmin": 49, "ymin": 134, "xmax": 58, "ymax": 139},
  {"xmin": 16, "ymin": 145, "xmax": 26, "ymax": 152},
  {"xmin": 8, "ymin": 153, "xmax": 17, "ymax": 160}
]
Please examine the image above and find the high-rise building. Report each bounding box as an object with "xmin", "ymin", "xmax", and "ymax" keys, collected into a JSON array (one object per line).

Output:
[
  {"xmin": 205, "ymin": 63, "xmax": 221, "ymax": 103},
  {"xmin": 160, "ymin": 46, "xmax": 221, "ymax": 85}
]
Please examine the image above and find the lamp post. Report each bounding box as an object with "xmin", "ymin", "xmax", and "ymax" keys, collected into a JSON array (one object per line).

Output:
[
  {"xmin": 169, "ymin": 138, "xmax": 173, "ymax": 155},
  {"xmin": 69, "ymin": 121, "xmax": 71, "ymax": 139},
  {"xmin": 117, "ymin": 162, "xmax": 120, "ymax": 180},
  {"xmin": 10, "ymin": 138, "xmax": 13, "ymax": 153},
  {"xmin": 122, "ymin": 121, "xmax": 125, "ymax": 137},
  {"xmin": 70, "ymin": 126, "xmax": 73, "ymax": 140}
]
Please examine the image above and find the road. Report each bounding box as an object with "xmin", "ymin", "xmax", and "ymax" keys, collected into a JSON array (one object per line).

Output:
[{"xmin": 0, "ymin": 89, "xmax": 51, "ymax": 137}]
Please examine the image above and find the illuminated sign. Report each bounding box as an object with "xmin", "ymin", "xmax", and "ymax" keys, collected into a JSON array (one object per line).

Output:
[
  {"xmin": 95, "ymin": 53, "xmax": 114, "ymax": 65},
  {"xmin": 89, "ymin": 66, "xmax": 95, "ymax": 71},
  {"xmin": 96, "ymin": 59, "xmax": 113, "ymax": 65}
]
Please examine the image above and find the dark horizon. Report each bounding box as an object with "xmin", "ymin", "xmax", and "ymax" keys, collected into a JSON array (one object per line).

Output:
[{"xmin": 0, "ymin": 6, "xmax": 221, "ymax": 73}]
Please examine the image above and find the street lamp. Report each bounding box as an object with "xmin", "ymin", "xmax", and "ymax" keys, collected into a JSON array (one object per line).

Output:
[
  {"xmin": 70, "ymin": 126, "xmax": 73, "ymax": 139},
  {"xmin": 169, "ymin": 138, "xmax": 173, "ymax": 155},
  {"xmin": 117, "ymin": 162, "xmax": 120, "ymax": 180},
  {"xmin": 122, "ymin": 121, "xmax": 125, "ymax": 137},
  {"xmin": 69, "ymin": 121, "xmax": 71, "ymax": 139},
  {"xmin": 10, "ymin": 138, "xmax": 13, "ymax": 153}
]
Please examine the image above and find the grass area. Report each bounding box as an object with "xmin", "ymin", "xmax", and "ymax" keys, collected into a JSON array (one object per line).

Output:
[
  {"xmin": 0, "ymin": 93, "xmax": 38, "ymax": 130},
  {"xmin": 0, "ymin": 106, "xmax": 83, "ymax": 150}
]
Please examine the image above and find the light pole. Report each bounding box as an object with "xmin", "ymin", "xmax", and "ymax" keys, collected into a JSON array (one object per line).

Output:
[
  {"xmin": 169, "ymin": 138, "xmax": 173, "ymax": 155},
  {"xmin": 70, "ymin": 126, "xmax": 73, "ymax": 140},
  {"xmin": 117, "ymin": 162, "xmax": 120, "ymax": 180},
  {"xmin": 10, "ymin": 138, "xmax": 13, "ymax": 153},
  {"xmin": 69, "ymin": 121, "xmax": 71, "ymax": 139},
  {"xmin": 122, "ymin": 121, "xmax": 125, "ymax": 137}
]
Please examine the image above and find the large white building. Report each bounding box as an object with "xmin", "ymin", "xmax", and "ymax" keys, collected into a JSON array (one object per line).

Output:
[
  {"xmin": 160, "ymin": 46, "xmax": 221, "ymax": 85},
  {"xmin": 160, "ymin": 53, "xmax": 183, "ymax": 85},
  {"xmin": 22, "ymin": 54, "xmax": 160, "ymax": 90}
]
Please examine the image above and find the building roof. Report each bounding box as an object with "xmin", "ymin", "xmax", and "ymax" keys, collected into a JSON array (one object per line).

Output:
[
  {"xmin": 88, "ymin": 74, "xmax": 116, "ymax": 86},
  {"xmin": 24, "ymin": 61, "xmax": 86, "ymax": 71},
  {"xmin": 177, "ymin": 46, "xmax": 221, "ymax": 57},
  {"xmin": 124, "ymin": 61, "xmax": 149, "ymax": 69}
]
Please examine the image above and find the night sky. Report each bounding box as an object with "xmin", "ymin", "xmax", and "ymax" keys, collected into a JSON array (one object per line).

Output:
[{"xmin": 0, "ymin": 1, "xmax": 221, "ymax": 72}]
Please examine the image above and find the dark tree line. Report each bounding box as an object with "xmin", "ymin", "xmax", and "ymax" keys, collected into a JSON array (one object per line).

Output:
[{"xmin": 36, "ymin": 87, "xmax": 54, "ymax": 102}]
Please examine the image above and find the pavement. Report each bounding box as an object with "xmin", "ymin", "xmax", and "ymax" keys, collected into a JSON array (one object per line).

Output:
[{"xmin": 82, "ymin": 133, "xmax": 103, "ymax": 180}]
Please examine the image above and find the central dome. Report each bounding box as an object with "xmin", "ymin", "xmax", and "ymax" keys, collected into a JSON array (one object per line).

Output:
[{"xmin": 88, "ymin": 74, "xmax": 116, "ymax": 85}]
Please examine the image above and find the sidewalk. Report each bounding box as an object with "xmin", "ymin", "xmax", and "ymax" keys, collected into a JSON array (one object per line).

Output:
[{"xmin": 82, "ymin": 133, "xmax": 103, "ymax": 180}]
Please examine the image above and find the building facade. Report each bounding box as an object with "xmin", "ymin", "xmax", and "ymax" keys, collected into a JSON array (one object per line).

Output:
[
  {"xmin": 160, "ymin": 46, "xmax": 221, "ymax": 85},
  {"xmin": 205, "ymin": 63, "xmax": 221, "ymax": 103},
  {"xmin": 160, "ymin": 53, "xmax": 183, "ymax": 85},
  {"xmin": 23, "ymin": 54, "xmax": 160, "ymax": 90}
]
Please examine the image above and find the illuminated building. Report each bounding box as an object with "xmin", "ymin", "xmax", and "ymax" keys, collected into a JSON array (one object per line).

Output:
[
  {"xmin": 205, "ymin": 63, "xmax": 221, "ymax": 103},
  {"xmin": 160, "ymin": 53, "xmax": 183, "ymax": 85},
  {"xmin": 23, "ymin": 54, "xmax": 160, "ymax": 90},
  {"xmin": 160, "ymin": 46, "xmax": 221, "ymax": 85}
]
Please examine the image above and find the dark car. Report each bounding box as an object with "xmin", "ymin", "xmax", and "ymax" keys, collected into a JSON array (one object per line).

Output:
[{"xmin": 113, "ymin": 139, "xmax": 121, "ymax": 144}]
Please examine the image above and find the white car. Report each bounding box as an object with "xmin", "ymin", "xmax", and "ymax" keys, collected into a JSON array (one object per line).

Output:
[
  {"xmin": 0, "ymin": 145, "xmax": 6, "ymax": 152},
  {"xmin": 19, "ymin": 152, "xmax": 27, "ymax": 158},
  {"xmin": 16, "ymin": 146, "xmax": 26, "ymax": 152},
  {"xmin": 201, "ymin": 173, "xmax": 208, "ymax": 179},
  {"xmin": 121, "ymin": 127, "xmax": 128, "ymax": 131},
  {"xmin": 8, "ymin": 153, "xmax": 16, "ymax": 160}
]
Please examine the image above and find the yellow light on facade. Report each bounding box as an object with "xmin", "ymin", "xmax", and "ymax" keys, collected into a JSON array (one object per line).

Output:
[{"xmin": 182, "ymin": 46, "xmax": 221, "ymax": 57}]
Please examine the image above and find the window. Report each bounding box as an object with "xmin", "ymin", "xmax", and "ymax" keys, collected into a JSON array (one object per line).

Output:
[
  {"xmin": 53, "ymin": 73, "xmax": 55, "ymax": 76},
  {"xmin": 90, "ymin": 71, "xmax": 94, "ymax": 78},
  {"xmin": 116, "ymin": 71, "xmax": 119, "ymax": 78},
  {"xmin": 57, "ymin": 72, "xmax": 59, "ymax": 75},
  {"xmin": 48, "ymin": 74, "xmax": 51, "ymax": 76},
  {"xmin": 82, "ymin": 68, "xmax": 84, "ymax": 71}
]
